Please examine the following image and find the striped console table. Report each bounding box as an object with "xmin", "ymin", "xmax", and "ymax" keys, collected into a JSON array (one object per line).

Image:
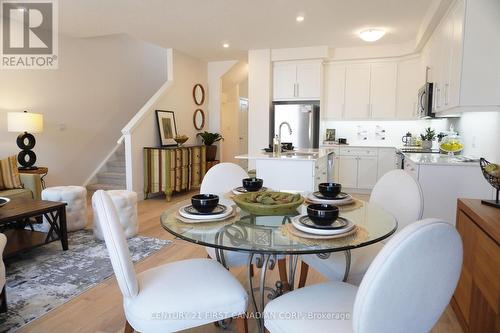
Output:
[{"xmin": 144, "ymin": 146, "xmax": 206, "ymax": 201}]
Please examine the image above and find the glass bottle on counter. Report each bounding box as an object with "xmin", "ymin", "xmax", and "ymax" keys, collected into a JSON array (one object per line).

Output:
[{"xmin": 273, "ymin": 135, "xmax": 281, "ymax": 157}]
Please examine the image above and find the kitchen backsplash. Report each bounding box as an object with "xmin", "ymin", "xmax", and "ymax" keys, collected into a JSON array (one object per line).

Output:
[{"xmin": 320, "ymin": 119, "xmax": 452, "ymax": 147}]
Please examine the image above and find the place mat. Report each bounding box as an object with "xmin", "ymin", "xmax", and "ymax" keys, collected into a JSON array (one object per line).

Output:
[
  {"xmin": 337, "ymin": 198, "xmax": 364, "ymax": 212},
  {"xmin": 281, "ymin": 223, "xmax": 369, "ymax": 247}
]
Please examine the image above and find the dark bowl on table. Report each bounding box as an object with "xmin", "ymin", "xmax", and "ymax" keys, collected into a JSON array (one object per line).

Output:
[
  {"xmin": 307, "ymin": 204, "xmax": 340, "ymax": 226},
  {"xmin": 318, "ymin": 182, "xmax": 342, "ymax": 198},
  {"xmin": 242, "ymin": 178, "xmax": 263, "ymax": 192},
  {"xmin": 191, "ymin": 194, "xmax": 219, "ymax": 213}
]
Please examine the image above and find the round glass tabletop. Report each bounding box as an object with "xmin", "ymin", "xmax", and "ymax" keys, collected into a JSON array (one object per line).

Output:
[{"xmin": 160, "ymin": 198, "xmax": 397, "ymax": 255}]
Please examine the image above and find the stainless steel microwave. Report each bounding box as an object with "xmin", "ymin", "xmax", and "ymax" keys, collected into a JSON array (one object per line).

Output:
[{"xmin": 417, "ymin": 82, "xmax": 434, "ymax": 119}]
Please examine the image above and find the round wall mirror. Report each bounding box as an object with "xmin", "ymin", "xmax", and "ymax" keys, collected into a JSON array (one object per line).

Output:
[
  {"xmin": 193, "ymin": 109, "xmax": 205, "ymax": 130},
  {"xmin": 193, "ymin": 84, "xmax": 205, "ymax": 105}
]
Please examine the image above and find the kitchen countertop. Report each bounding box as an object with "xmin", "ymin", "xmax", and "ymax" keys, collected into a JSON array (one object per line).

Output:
[
  {"xmin": 321, "ymin": 141, "xmax": 399, "ymax": 149},
  {"xmin": 235, "ymin": 148, "xmax": 331, "ymax": 161},
  {"xmin": 404, "ymin": 153, "xmax": 480, "ymax": 167}
]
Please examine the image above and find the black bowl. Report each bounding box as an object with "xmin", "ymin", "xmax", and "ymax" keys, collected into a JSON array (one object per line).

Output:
[
  {"xmin": 242, "ymin": 177, "xmax": 263, "ymax": 192},
  {"xmin": 191, "ymin": 194, "xmax": 219, "ymax": 213},
  {"xmin": 318, "ymin": 182, "xmax": 342, "ymax": 198},
  {"xmin": 307, "ymin": 204, "xmax": 340, "ymax": 226}
]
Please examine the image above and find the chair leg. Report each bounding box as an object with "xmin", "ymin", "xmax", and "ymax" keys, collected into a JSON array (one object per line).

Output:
[
  {"xmin": 298, "ymin": 261, "xmax": 309, "ymax": 288},
  {"xmin": 0, "ymin": 286, "xmax": 7, "ymax": 313},
  {"xmin": 124, "ymin": 320, "xmax": 134, "ymax": 333},
  {"xmin": 277, "ymin": 258, "xmax": 289, "ymax": 291},
  {"xmin": 234, "ymin": 315, "xmax": 248, "ymax": 333}
]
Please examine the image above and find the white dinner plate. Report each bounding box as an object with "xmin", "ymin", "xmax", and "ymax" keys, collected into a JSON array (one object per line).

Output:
[
  {"xmin": 306, "ymin": 192, "xmax": 354, "ymax": 205},
  {"xmin": 291, "ymin": 215, "xmax": 355, "ymax": 236},
  {"xmin": 179, "ymin": 204, "xmax": 233, "ymax": 220},
  {"xmin": 232, "ymin": 186, "xmax": 269, "ymax": 195}
]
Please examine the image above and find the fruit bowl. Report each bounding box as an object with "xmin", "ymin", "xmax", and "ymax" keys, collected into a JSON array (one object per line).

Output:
[
  {"xmin": 233, "ymin": 191, "xmax": 303, "ymax": 215},
  {"xmin": 439, "ymin": 135, "xmax": 464, "ymax": 155},
  {"xmin": 174, "ymin": 135, "xmax": 189, "ymax": 146}
]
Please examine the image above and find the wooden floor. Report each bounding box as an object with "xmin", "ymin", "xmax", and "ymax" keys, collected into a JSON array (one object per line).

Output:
[{"xmin": 17, "ymin": 191, "xmax": 463, "ymax": 333}]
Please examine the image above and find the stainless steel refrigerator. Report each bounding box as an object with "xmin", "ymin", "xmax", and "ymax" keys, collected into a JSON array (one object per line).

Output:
[{"xmin": 271, "ymin": 101, "xmax": 320, "ymax": 148}]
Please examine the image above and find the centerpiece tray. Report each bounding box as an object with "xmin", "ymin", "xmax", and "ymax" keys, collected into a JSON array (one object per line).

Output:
[{"xmin": 233, "ymin": 191, "xmax": 303, "ymax": 216}]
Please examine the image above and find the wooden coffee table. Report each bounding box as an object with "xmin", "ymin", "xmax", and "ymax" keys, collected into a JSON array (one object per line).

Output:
[{"xmin": 0, "ymin": 198, "xmax": 68, "ymax": 258}]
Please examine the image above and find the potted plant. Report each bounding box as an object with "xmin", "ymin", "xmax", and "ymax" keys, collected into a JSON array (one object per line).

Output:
[
  {"xmin": 420, "ymin": 127, "xmax": 436, "ymax": 149},
  {"xmin": 197, "ymin": 131, "xmax": 224, "ymax": 161}
]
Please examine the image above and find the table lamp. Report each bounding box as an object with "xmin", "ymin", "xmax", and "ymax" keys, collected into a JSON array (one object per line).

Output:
[{"xmin": 7, "ymin": 111, "xmax": 44, "ymax": 170}]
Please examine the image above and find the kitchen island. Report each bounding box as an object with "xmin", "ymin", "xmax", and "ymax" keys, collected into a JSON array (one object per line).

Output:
[
  {"xmin": 235, "ymin": 148, "xmax": 333, "ymax": 192},
  {"xmin": 403, "ymin": 153, "xmax": 494, "ymax": 224}
]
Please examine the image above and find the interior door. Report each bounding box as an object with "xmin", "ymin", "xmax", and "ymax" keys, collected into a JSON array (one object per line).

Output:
[
  {"xmin": 357, "ymin": 156, "xmax": 379, "ymax": 189},
  {"xmin": 345, "ymin": 64, "xmax": 371, "ymax": 119},
  {"xmin": 238, "ymin": 98, "xmax": 249, "ymax": 170},
  {"xmin": 370, "ymin": 63, "xmax": 397, "ymax": 119},
  {"xmin": 338, "ymin": 156, "xmax": 358, "ymax": 188}
]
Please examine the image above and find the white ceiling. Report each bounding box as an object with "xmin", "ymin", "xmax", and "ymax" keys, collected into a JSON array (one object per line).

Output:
[{"xmin": 59, "ymin": 0, "xmax": 434, "ymax": 61}]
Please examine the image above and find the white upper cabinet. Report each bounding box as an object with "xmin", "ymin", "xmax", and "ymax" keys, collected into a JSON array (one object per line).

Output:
[
  {"xmin": 324, "ymin": 64, "xmax": 346, "ymax": 119},
  {"xmin": 396, "ymin": 57, "xmax": 423, "ymax": 119},
  {"xmin": 424, "ymin": 0, "xmax": 500, "ymax": 113},
  {"xmin": 344, "ymin": 64, "xmax": 371, "ymax": 119},
  {"xmin": 370, "ymin": 63, "xmax": 397, "ymax": 119},
  {"xmin": 273, "ymin": 60, "xmax": 321, "ymax": 101}
]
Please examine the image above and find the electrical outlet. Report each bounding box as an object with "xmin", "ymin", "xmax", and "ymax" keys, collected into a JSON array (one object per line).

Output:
[
  {"xmin": 58, "ymin": 123, "xmax": 67, "ymax": 131},
  {"xmin": 471, "ymin": 136, "xmax": 476, "ymax": 148}
]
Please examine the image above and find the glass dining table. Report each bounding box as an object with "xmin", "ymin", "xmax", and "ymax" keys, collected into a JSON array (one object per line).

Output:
[{"xmin": 160, "ymin": 197, "xmax": 397, "ymax": 333}]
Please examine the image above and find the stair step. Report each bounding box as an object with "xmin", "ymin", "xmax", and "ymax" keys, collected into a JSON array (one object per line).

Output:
[
  {"xmin": 97, "ymin": 172, "xmax": 126, "ymax": 185},
  {"xmin": 107, "ymin": 160, "xmax": 125, "ymax": 167},
  {"xmin": 86, "ymin": 183, "xmax": 126, "ymax": 192},
  {"xmin": 107, "ymin": 164, "xmax": 125, "ymax": 173}
]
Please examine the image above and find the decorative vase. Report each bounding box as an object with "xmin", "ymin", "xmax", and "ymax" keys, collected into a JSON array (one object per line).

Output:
[
  {"xmin": 421, "ymin": 140, "xmax": 433, "ymax": 149},
  {"xmin": 206, "ymin": 145, "xmax": 217, "ymax": 161}
]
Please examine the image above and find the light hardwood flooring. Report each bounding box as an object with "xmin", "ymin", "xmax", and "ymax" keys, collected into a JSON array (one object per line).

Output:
[{"xmin": 17, "ymin": 191, "xmax": 463, "ymax": 333}]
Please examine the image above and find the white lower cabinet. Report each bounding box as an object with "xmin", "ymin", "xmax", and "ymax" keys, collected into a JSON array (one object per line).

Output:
[
  {"xmin": 338, "ymin": 156, "xmax": 358, "ymax": 188},
  {"xmin": 335, "ymin": 147, "xmax": 396, "ymax": 192},
  {"xmin": 357, "ymin": 156, "xmax": 378, "ymax": 189}
]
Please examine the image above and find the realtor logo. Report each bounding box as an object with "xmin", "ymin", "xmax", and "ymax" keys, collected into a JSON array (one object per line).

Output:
[{"xmin": 1, "ymin": 0, "xmax": 58, "ymax": 69}]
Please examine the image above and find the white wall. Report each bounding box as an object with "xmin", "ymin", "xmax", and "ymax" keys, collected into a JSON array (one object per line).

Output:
[
  {"xmin": 0, "ymin": 34, "xmax": 167, "ymax": 186},
  {"xmin": 321, "ymin": 118, "xmax": 451, "ymax": 148},
  {"xmin": 248, "ymin": 49, "xmax": 271, "ymax": 169},
  {"xmin": 453, "ymin": 112, "xmax": 500, "ymax": 162},
  {"xmin": 127, "ymin": 49, "xmax": 207, "ymax": 197}
]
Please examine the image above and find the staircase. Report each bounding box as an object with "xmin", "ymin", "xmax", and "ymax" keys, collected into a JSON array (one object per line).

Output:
[{"xmin": 86, "ymin": 143, "xmax": 126, "ymax": 192}]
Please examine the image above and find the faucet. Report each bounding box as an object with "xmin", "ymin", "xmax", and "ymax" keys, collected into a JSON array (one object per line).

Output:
[{"xmin": 278, "ymin": 122, "xmax": 292, "ymax": 143}]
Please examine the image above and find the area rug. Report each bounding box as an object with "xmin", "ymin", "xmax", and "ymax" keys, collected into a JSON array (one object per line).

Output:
[{"xmin": 0, "ymin": 230, "xmax": 171, "ymax": 333}]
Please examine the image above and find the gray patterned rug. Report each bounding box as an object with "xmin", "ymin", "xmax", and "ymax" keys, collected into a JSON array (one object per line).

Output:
[{"xmin": 0, "ymin": 230, "xmax": 171, "ymax": 333}]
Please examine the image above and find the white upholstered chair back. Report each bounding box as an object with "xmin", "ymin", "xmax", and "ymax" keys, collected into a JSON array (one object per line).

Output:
[
  {"xmin": 353, "ymin": 219, "xmax": 463, "ymax": 333},
  {"xmin": 93, "ymin": 190, "xmax": 139, "ymax": 298},
  {"xmin": 0, "ymin": 233, "xmax": 6, "ymax": 291},
  {"xmin": 370, "ymin": 169, "xmax": 423, "ymax": 231},
  {"xmin": 200, "ymin": 163, "xmax": 248, "ymax": 195}
]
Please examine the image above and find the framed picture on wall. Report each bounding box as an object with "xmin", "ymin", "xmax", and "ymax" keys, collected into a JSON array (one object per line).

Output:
[{"xmin": 155, "ymin": 110, "xmax": 178, "ymax": 146}]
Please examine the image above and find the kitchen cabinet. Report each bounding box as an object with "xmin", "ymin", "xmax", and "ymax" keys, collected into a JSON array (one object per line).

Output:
[
  {"xmin": 452, "ymin": 199, "xmax": 499, "ymax": 333},
  {"xmin": 273, "ymin": 60, "xmax": 321, "ymax": 101},
  {"xmin": 357, "ymin": 156, "xmax": 378, "ymax": 189},
  {"xmin": 396, "ymin": 57, "xmax": 423, "ymax": 119},
  {"xmin": 324, "ymin": 64, "xmax": 346, "ymax": 119},
  {"xmin": 338, "ymin": 156, "xmax": 358, "ymax": 188},
  {"xmin": 370, "ymin": 63, "xmax": 397, "ymax": 119},
  {"xmin": 344, "ymin": 64, "xmax": 371, "ymax": 119},
  {"xmin": 377, "ymin": 148, "xmax": 398, "ymax": 179},
  {"xmin": 424, "ymin": 0, "xmax": 500, "ymax": 114}
]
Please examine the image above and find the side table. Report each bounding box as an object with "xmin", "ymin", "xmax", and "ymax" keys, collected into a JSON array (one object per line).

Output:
[{"xmin": 18, "ymin": 167, "xmax": 48, "ymax": 189}]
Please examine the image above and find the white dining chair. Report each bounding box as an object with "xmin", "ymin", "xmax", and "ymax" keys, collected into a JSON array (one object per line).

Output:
[
  {"xmin": 93, "ymin": 190, "xmax": 248, "ymax": 333},
  {"xmin": 0, "ymin": 233, "xmax": 7, "ymax": 313},
  {"xmin": 264, "ymin": 218, "xmax": 463, "ymax": 333},
  {"xmin": 200, "ymin": 163, "xmax": 289, "ymax": 285},
  {"xmin": 299, "ymin": 169, "xmax": 424, "ymax": 286}
]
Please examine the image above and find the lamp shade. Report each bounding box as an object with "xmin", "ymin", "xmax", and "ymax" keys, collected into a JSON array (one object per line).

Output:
[{"xmin": 7, "ymin": 112, "xmax": 44, "ymax": 133}]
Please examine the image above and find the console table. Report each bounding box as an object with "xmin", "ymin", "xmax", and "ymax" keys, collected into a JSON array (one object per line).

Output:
[
  {"xmin": 144, "ymin": 146, "xmax": 206, "ymax": 201},
  {"xmin": 452, "ymin": 199, "xmax": 499, "ymax": 333}
]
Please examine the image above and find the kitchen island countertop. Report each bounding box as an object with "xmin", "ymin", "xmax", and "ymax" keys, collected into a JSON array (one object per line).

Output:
[
  {"xmin": 235, "ymin": 148, "xmax": 331, "ymax": 161},
  {"xmin": 404, "ymin": 153, "xmax": 480, "ymax": 167}
]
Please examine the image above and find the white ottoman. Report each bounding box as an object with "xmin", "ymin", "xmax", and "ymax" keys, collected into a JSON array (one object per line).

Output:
[
  {"xmin": 42, "ymin": 186, "xmax": 87, "ymax": 232},
  {"xmin": 93, "ymin": 190, "xmax": 138, "ymax": 240}
]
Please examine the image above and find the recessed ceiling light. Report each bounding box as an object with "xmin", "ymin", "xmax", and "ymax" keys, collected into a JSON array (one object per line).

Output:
[
  {"xmin": 296, "ymin": 15, "xmax": 305, "ymax": 22},
  {"xmin": 222, "ymin": 43, "xmax": 229, "ymax": 48},
  {"xmin": 359, "ymin": 29, "xmax": 385, "ymax": 42}
]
